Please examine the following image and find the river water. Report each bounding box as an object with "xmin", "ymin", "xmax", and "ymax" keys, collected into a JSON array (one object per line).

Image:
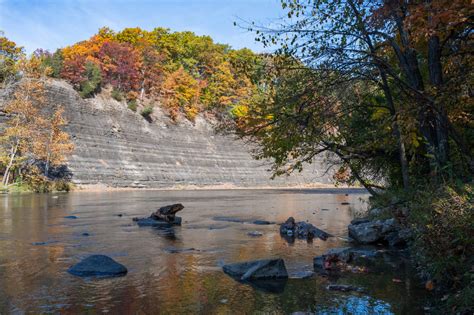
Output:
[{"xmin": 0, "ymin": 189, "xmax": 427, "ymax": 314}]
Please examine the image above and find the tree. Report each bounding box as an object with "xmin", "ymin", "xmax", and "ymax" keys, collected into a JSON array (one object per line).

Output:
[
  {"xmin": 1, "ymin": 58, "xmax": 46, "ymax": 185},
  {"xmin": 235, "ymin": 0, "xmax": 473, "ymax": 193},
  {"xmin": 33, "ymin": 107, "xmax": 74, "ymax": 177},
  {"xmin": 98, "ymin": 41, "xmax": 141, "ymax": 92},
  {"xmin": 0, "ymin": 32, "xmax": 24, "ymax": 85},
  {"xmin": 79, "ymin": 61, "xmax": 102, "ymax": 98},
  {"xmin": 162, "ymin": 67, "xmax": 201, "ymax": 120},
  {"xmin": 1, "ymin": 57, "xmax": 73, "ymax": 185}
]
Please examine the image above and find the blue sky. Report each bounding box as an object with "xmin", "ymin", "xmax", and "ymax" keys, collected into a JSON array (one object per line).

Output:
[{"xmin": 0, "ymin": 0, "xmax": 284, "ymax": 54}]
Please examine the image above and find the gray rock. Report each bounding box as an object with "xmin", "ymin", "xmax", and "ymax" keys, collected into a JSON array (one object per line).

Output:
[
  {"xmin": 350, "ymin": 217, "xmax": 371, "ymax": 225},
  {"xmin": 280, "ymin": 217, "xmax": 331, "ymax": 241},
  {"xmin": 247, "ymin": 231, "xmax": 263, "ymax": 237},
  {"xmin": 223, "ymin": 259, "xmax": 288, "ymax": 280},
  {"xmin": 67, "ymin": 255, "xmax": 127, "ymax": 277},
  {"xmin": 348, "ymin": 218, "xmax": 398, "ymax": 244}
]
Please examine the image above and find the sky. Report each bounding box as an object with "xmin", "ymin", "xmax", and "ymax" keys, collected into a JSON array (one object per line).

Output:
[{"xmin": 0, "ymin": 0, "xmax": 284, "ymax": 54}]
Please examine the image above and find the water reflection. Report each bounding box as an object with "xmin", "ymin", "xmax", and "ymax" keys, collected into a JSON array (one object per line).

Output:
[{"xmin": 0, "ymin": 189, "xmax": 426, "ymax": 314}]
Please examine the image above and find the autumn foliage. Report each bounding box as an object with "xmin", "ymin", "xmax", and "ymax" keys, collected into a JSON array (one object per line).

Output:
[{"xmin": 34, "ymin": 27, "xmax": 259, "ymax": 120}]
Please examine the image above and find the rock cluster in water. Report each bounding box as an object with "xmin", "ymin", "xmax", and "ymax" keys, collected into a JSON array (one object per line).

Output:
[
  {"xmin": 279, "ymin": 217, "xmax": 332, "ymax": 240},
  {"xmin": 133, "ymin": 203, "xmax": 184, "ymax": 227}
]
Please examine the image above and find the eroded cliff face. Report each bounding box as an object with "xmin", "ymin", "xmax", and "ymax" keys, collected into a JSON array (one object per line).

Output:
[{"xmin": 2, "ymin": 80, "xmax": 334, "ymax": 188}]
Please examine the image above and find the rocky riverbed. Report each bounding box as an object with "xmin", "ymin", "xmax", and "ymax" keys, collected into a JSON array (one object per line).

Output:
[{"xmin": 0, "ymin": 189, "xmax": 428, "ymax": 314}]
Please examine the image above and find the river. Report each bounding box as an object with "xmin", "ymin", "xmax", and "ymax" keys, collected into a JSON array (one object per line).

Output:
[{"xmin": 0, "ymin": 189, "xmax": 427, "ymax": 314}]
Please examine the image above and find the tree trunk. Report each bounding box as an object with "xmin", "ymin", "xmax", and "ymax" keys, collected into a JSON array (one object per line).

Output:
[
  {"xmin": 428, "ymin": 34, "xmax": 449, "ymax": 169},
  {"xmin": 2, "ymin": 141, "xmax": 19, "ymax": 186}
]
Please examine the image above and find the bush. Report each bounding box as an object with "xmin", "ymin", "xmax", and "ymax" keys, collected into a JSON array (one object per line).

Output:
[
  {"xmin": 409, "ymin": 184, "xmax": 474, "ymax": 313},
  {"xmin": 52, "ymin": 180, "xmax": 73, "ymax": 192},
  {"xmin": 79, "ymin": 62, "xmax": 102, "ymax": 98},
  {"xmin": 111, "ymin": 88, "xmax": 123, "ymax": 101},
  {"xmin": 127, "ymin": 99, "xmax": 137, "ymax": 111},
  {"xmin": 140, "ymin": 105, "xmax": 153, "ymax": 118}
]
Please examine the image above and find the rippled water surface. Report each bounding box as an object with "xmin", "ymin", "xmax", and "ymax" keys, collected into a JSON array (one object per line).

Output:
[{"xmin": 0, "ymin": 189, "xmax": 427, "ymax": 314}]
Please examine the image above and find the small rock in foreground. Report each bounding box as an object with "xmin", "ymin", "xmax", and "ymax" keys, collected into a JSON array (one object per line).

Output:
[{"xmin": 67, "ymin": 255, "xmax": 127, "ymax": 277}]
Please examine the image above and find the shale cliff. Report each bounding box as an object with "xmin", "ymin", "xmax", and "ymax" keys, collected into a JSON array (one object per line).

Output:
[{"xmin": 1, "ymin": 80, "xmax": 334, "ymax": 188}]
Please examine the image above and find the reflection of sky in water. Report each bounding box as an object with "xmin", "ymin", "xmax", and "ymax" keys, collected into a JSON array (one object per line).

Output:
[
  {"xmin": 317, "ymin": 296, "xmax": 393, "ymax": 314},
  {"xmin": 0, "ymin": 189, "xmax": 426, "ymax": 313}
]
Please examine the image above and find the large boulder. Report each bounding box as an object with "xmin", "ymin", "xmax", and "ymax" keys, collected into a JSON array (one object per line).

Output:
[
  {"xmin": 223, "ymin": 259, "xmax": 288, "ymax": 280},
  {"xmin": 68, "ymin": 255, "xmax": 127, "ymax": 277},
  {"xmin": 348, "ymin": 218, "xmax": 398, "ymax": 244}
]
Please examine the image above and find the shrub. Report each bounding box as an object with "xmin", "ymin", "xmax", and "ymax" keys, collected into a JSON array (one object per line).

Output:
[
  {"xmin": 409, "ymin": 184, "xmax": 474, "ymax": 313},
  {"xmin": 79, "ymin": 62, "xmax": 102, "ymax": 98},
  {"xmin": 127, "ymin": 99, "xmax": 137, "ymax": 112},
  {"xmin": 111, "ymin": 88, "xmax": 123, "ymax": 101},
  {"xmin": 140, "ymin": 105, "xmax": 153, "ymax": 118}
]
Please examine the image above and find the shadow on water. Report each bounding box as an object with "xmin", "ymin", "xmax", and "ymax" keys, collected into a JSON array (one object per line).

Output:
[{"xmin": 0, "ymin": 189, "xmax": 428, "ymax": 314}]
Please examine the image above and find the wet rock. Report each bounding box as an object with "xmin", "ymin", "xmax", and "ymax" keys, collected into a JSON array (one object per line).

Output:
[
  {"xmin": 134, "ymin": 217, "xmax": 182, "ymax": 227},
  {"xmin": 350, "ymin": 217, "xmax": 371, "ymax": 225},
  {"xmin": 313, "ymin": 247, "xmax": 381, "ymax": 275},
  {"xmin": 223, "ymin": 258, "xmax": 288, "ymax": 280},
  {"xmin": 150, "ymin": 203, "xmax": 184, "ymax": 222},
  {"xmin": 164, "ymin": 247, "xmax": 196, "ymax": 253},
  {"xmin": 248, "ymin": 231, "xmax": 263, "ymax": 237},
  {"xmin": 32, "ymin": 241, "xmax": 47, "ymax": 246},
  {"xmin": 213, "ymin": 216, "xmax": 246, "ymax": 223},
  {"xmin": 326, "ymin": 284, "xmax": 364, "ymax": 292},
  {"xmin": 348, "ymin": 218, "xmax": 398, "ymax": 244},
  {"xmin": 67, "ymin": 255, "xmax": 127, "ymax": 277},
  {"xmin": 253, "ymin": 220, "xmax": 274, "ymax": 225},
  {"xmin": 280, "ymin": 217, "xmax": 331, "ymax": 241},
  {"xmin": 82, "ymin": 232, "xmax": 90, "ymax": 236},
  {"xmin": 64, "ymin": 215, "xmax": 77, "ymax": 219},
  {"xmin": 133, "ymin": 204, "xmax": 184, "ymax": 227}
]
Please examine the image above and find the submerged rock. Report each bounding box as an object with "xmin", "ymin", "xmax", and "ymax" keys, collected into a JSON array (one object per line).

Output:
[
  {"xmin": 134, "ymin": 204, "xmax": 184, "ymax": 227},
  {"xmin": 223, "ymin": 258, "xmax": 288, "ymax": 280},
  {"xmin": 67, "ymin": 255, "xmax": 127, "ymax": 277},
  {"xmin": 253, "ymin": 220, "xmax": 274, "ymax": 225},
  {"xmin": 290, "ymin": 270, "xmax": 315, "ymax": 279},
  {"xmin": 64, "ymin": 215, "xmax": 78, "ymax": 219},
  {"xmin": 134, "ymin": 217, "xmax": 182, "ymax": 227},
  {"xmin": 326, "ymin": 284, "xmax": 364, "ymax": 292},
  {"xmin": 313, "ymin": 247, "xmax": 381, "ymax": 275},
  {"xmin": 280, "ymin": 217, "xmax": 331, "ymax": 241}
]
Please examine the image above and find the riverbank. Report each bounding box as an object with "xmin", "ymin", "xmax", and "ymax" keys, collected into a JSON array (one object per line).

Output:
[{"xmin": 72, "ymin": 182, "xmax": 360, "ymax": 192}]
